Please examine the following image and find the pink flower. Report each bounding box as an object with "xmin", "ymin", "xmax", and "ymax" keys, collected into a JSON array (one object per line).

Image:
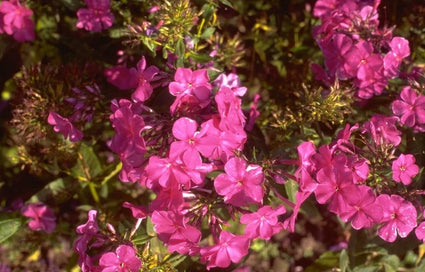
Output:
[
  {"xmin": 0, "ymin": 0, "xmax": 35, "ymax": 42},
  {"xmin": 240, "ymin": 205, "xmax": 286, "ymax": 240},
  {"xmin": 214, "ymin": 157, "xmax": 264, "ymax": 207},
  {"xmin": 376, "ymin": 194, "xmax": 417, "ymax": 242},
  {"xmin": 105, "ymin": 66, "xmax": 138, "ymax": 90},
  {"xmin": 338, "ymin": 185, "xmax": 382, "ymax": 230},
  {"xmin": 392, "ymin": 86, "xmax": 425, "ymax": 130},
  {"xmin": 384, "ymin": 37, "xmax": 410, "ymax": 78},
  {"xmin": 151, "ymin": 210, "xmax": 201, "ymax": 255},
  {"xmin": 169, "ymin": 68, "xmax": 212, "ymax": 114},
  {"xmin": 392, "ymin": 154, "xmax": 419, "ymax": 185},
  {"xmin": 99, "ymin": 245, "xmax": 142, "ymax": 272},
  {"xmin": 344, "ymin": 41, "xmax": 383, "ymax": 81},
  {"xmin": 415, "ymin": 221, "xmax": 425, "ymax": 243},
  {"xmin": 48, "ymin": 111, "xmax": 83, "ymax": 142},
  {"xmin": 21, "ymin": 203, "xmax": 56, "ymax": 233},
  {"xmin": 361, "ymin": 114, "xmax": 401, "ymax": 147},
  {"xmin": 131, "ymin": 56, "xmax": 160, "ymax": 102},
  {"xmin": 200, "ymin": 230, "xmax": 250, "ymax": 270},
  {"xmin": 170, "ymin": 117, "xmax": 202, "ymax": 168},
  {"xmin": 76, "ymin": 0, "xmax": 114, "ymax": 32}
]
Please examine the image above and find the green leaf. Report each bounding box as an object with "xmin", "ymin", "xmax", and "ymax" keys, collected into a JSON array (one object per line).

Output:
[
  {"xmin": 71, "ymin": 144, "xmax": 102, "ymax": 181},
  {"xmin": 146, "ymin": 216, "xmax": 156, "ymax": 237},
  {"xmin": 305, "ymin": 251, "xmax": 339, "ymax": 272},
  {"xmin": 381, "ymin": 255, "xmax": 399, "ymax": 272},
  {"xmin": 340, "ymin": 249, "xmax": 350, "ymax": 272},
  {"xmin": 219, "ymin": 0, "xmax": 233, "ymax": 8},
  {"xmin": 164, "ymin": 254, "xmax": 187, "ymax": 267},
  {"xmin": 132, "ymin": 234, "xmax": 153, "ymax": 245},
  {"xmin": 283, "ymin": 179, "xmax": 298, "ymax": 203},
  {"xmin": 175, "ymin": 38, "xmax": 185, "ymax": 59},
  {"xmin": 0, "ymin": 218, "xmax": 21, "ymax": 244},
  {"xmin": 352, "ymin": 266, "xmax": 380, "ymax": 272},
  {"xmin": 200, "ymin": 27, "xmax": 215, "ymax": 39}
]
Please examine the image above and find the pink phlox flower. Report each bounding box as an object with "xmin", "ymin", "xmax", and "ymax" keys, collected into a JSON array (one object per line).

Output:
[
  {"xmin": 294, "ymin": 141, "xmax": 318, "ymax": 192},
  {"xmin": 131, "ymin": 56, "xmax": 160, "ymax": 102},
  {"xmin": 314, "ymin": 165, "xmax": 357, "ymax": 214},
  {"xmin": 415, "ymin": 220, "xmax": 425, "ymax": 243},
  {"xmin": 392, "ymin": 86, "xmax": 425, "ymax": 130},
  {"xmin": 105, "ymin": 65, "xmax": 138, "ymax": 90},
  {"xmin": 123, "ymin": 202, "xmax": 148, "ymax": 219},
  {"xmin": 99, "ymin": 245, "xmax": 142, "ymax": 272},
  {"xmin": 331, "ymin": 123, "xmax": 359, "ymax": 154},
  {"xmin": 109, "ymin": 99, "xmax": 147, "ymax": 182},
  {"xmin": 376, "ymin": 194, "xmax": 417, "ymax": 242},
  {"xmin": 214, "ymin": 157, "xmax": 264, "ymax": 207},
  {"xmin": 384, "ymin": 37, "xmax": 410, "ymax": 78},
  {"xmin": 149, "ymin": 185, "xmax": 184, "ymax": 212},
  {"xmin": 214, "ymin": 73, "xmax": 247, "ymax": 97},
  {"xmin": 151, "ymin": 210, "xmax": 201, "ymax": 255},
  {"xmin": 313, "ymin": 0, "xmax": 339, "ymax": 18},
  {"xmin": 240, "ymin": 205, "xmax": 286, "ymax": 240},
  {"xmin": 361, "ymin": 114, "xmax": 401, "ymax": 147},
  {"xmin": 76, "ymin": 0, "xmax": 114, "ymax": 32},
  {"xmin": 392, "ymin": 154, "xmax": 419, "ymax": 185},
  {"xmin": 48, "ymin": 111, "xmax": 83, "ymax": 142},
  {"xmin": 196, "ymin": 118, "xmax": 246, "ymax": 161},
  {"xmin": 346, "ymin": 156, "xmax": 369, "ymax": 184},
  {"xmin": 170, "ymin": 117, "xmax": 203, "ymax": 168},
  {"xmin": 320, "ymin": 33, "xmax": 353, "ymax": 79},
  {"xmin": 215, "ymin": 86, "xmax": 246, "ymax": 132},
  {"xmin": 21, "ymin": 202, "xmax": 56, "ymax": 233},
  {"xmin": 344, "ymin": 41, "xmax": 383, "ymax": 81},
  {"xmin": 0, "ymin": 0, "xmax": 35, "ymax": 42},
  {"xmin": 312, "ymin": 145, "xmax": 334, "ymax": 172},
  {"xmin": 354, "ymin": 72, "xmax": 387, "ymax": 99},
  {"xmin": 200, "ymin": 230, "xmax": 250, "ymax": 270},
  {"xmin": 338, "ymin": 185, "xmax": 382, "ymax": 230},
  {"xmin": 169, "ymin": 68, "xmax": 212, "ymax": 114},
  {"xmin": 283, "ymin": 190, "xmax": 311, "ymax": 232}
]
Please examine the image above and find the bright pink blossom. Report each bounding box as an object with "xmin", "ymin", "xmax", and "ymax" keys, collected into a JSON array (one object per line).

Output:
[
  {"xmin": 0, "ymin": 0, "xmax": 35, "ymax": 42},
  {"xmin": 76, "ymin": 0, "xmax": 114, "ymax": 32},
  {"xmin": 214, "ymin": 157, "xmax": 264, "ymax": 207},
  {"xmin": 384, "ymin": 37, "xmax": 410, "ymax": 78},
  {"xmin": 151, "ymin": 210, "xmax": 201, "ymax": 255},
  {"xmin": 338, "ymin": 185, "xmax": 382, "ymax": 230},
  {"xmin": 362, "ymin": 114, "xmax": 401, "ymax": 147},
  {"xmin": 99, "ymin": 245, "xmax": 142, "ymax": 272},
  {"xmin": 131, "ymin": 56, "xmax": 160, "ymax": 102},
  {"xmin": 200, "ymin": 230, "xmax": 250, "ymax": 270},
  {"xmin": 376, "ymin": 194, "xmax": 417, "ymax": 242},
  {"xmin": 21, "ymin": 203, "xmax": 56, "ymax": 233},
  {"xmin": 392, "ymin": 86, "xmax": 425, "ymax": 130},
  {"xmin": 392, "ymin": 154, "xmax": 419, "ymax": 185},
  {"xmin": 240, "ymin": 205, "xmax": 286, "ymax": 240},
  {"xmin": 415, "ymin": 221, "xmax": 425, "ymax": 243},
  {"xmin": 169, "ymin": 68, "xmax": 212, "ymax": 114},
  {"xmin": 48, "ymin": 111, "xmax": 83, "ymax": 142}
]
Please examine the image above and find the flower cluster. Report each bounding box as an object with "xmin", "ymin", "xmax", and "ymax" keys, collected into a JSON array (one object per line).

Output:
[
  {"xmin": 76, "ymin": 0, "xmax": 114, "ymax": 32},
  {"xmin": 312, "ymin": 0, "xmax": 410, "ymax": 99},
  {"xmin": 291, "ymin": 113, "xmax": 422, "ymax": 242}
]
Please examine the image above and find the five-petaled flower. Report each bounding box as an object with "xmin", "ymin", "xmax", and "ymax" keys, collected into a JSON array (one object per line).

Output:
[
  {"xmin": 21, "ymin": 203, "xmax": 56, "ymax": 233},
  {"xmin": 99, "ymin": 245, "xmax": 142, "ymax": 272},
  {"xmin": 392, "ymin": 154, "xmax": 419, "ymax": 185},
  {"xmin": 76, "ymin": 0, "xmax": 114, "ymax": 32}
]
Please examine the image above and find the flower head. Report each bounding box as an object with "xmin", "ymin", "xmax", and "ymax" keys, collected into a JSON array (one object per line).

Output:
[
  {"xmin": 21, "ymin": 203, "xmax": 56, "ymax": 233},
  {"xmin": 76, "ymin": 0, "xmax": 114, "ymax": 32},
  {"xmin": 392, "ymin": 154, "xmax": 419, "ymax": 185},
  {"xmin": 99, "ymin": 245, "xmax": 142, "ymax": 272},
  {"xmin": 0, "ymin": 0, "xmax": 35, "ymax": 42}
]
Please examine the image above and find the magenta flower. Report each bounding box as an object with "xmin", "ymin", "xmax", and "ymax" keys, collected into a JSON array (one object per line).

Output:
[
  {"xmin": 392, "ymin": 86, "xmax": 425, "ymax": 130},
  {"xmin": 392, "ymin": 154, "xmax": 419, "ymax": 185},
  {"xmin": 214, "ymin": 157, "xmax": 264, "ymax": 207},
  {"xmin": 415, "ymin": 221, "xmax": 425, "ymax": 243},
  {"xmin": 151, "ymin": 210, "xmax": 201, "ymax": 255},
  {"xmin": 361, "ymin": 114, "xmax": 401, "ymax": 147},
  {"xmin": 215, "ymin": 86, "xmax": 246, "ymax": 132},
  {"xmin": 21, "ymin": 203, "xmax": 56, "ymax": 233},
  {"xmin": 47, "ymin": 111, "xmax": 83, "ymax": 142},
  {"xmin": 99, "ymin": 245, "xmax": 142, "ymax": 272},
  {"xmin": 0, "ymin": 0, "xmax": 35, "ymax": 42},
  {"xmin": 344, "ymin": 41, "xmax": 383, "ymax": 81},
  {"xmin": 376, "ymin": 194, "xmax": 417, "ymax": 242},
  {"xmin": 131, "ymin": 56, "xmax": 160, "ymax": 102},
  {"xmin": 200, "ymin": 230, "xmax": 250, "ymax": 270},
  {"xmin": 76, "ymin": 0, "xmax": 114, "ymax": 32},
  {"xmin": 170, "ymin": 117, "xmax": 202, "ymax": 168},
  {"xmin": 168, "ymin": 68, "xmax": 212, "ymax": 113},
  {"xmin": 105, "ymin": 65, "xmax": 138, "ymax": 90},
  {"xmin": 338, "ymin": 185, "xmax": 382, "ymax": 230},
  {"xmin": 384, "ymin": 37, "xmax": 410, "ymax": 78},
  {"xmin": 240, "ymin": 205, "xmax": 286, "ymax": 240}
]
